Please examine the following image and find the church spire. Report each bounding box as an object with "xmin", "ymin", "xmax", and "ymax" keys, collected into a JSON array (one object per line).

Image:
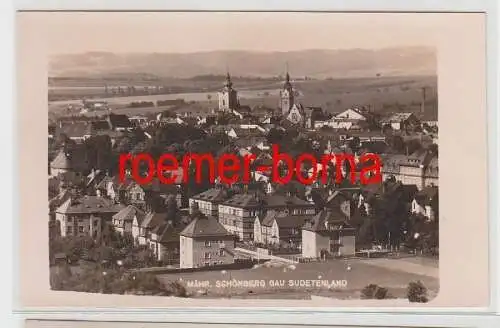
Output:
[
  {"xmin": 224, "ymin": 70, "xmax": 233, "ymax": 88},
  {"xmin": 283, "ymin": 62, "xmax": 292, "ymax": 91}
]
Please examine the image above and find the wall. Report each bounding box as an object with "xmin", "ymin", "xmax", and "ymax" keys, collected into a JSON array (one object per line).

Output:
[
  {"xmin": 339, "ymin": 235, "xmax": 356, "ymax": 257},
  {"xmin": 301, "ymin": 229, "xmax": 317, "ymax": 258},
  {"xmin": 190, "ymin": 237, "xmax": 235, "ymax": 268},
  {"xmin": 179, "ymin": 235, "xmax": 193, "ymax": 269}
]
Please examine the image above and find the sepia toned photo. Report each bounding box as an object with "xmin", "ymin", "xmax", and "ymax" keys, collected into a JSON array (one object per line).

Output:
[
  {"xmin": 46, "ymin": 11, "xmax": 439, "ymax": 302},
  {"xmin": 17, "ymin": 11, "xmax": 489, "ymax": 309}
]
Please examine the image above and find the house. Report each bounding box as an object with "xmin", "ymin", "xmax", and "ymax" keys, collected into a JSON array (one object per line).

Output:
[
  {"xmin": 324, "ymin": 190, "xmax": 355, "ymax": 218},
  {"xmin": 55, "ymin": 196, "xmax": 125, "ymax": 238},
  {"xmin": 127, "ymin": 178, "xmax": 183, "ymax": 211},
  {"xmin": 335, "ymin": 108, "xmax": 370, "ymax": 121},
  {"xmin": 179, "ymin": 211, "xmax": 236, "ymax": 269},
  {"xmin": 112, "ymin": 205, "xmax": 145, "ymax": 236},
  {"xmin": 411, "ymin": 186, "xmax": 439, "ymax": 221},
  {"xmin": 380, "ymin": 112, "xmax": 420, "ymax": 131},
  {"xmin": 218, "ymin": 193, "xmax": 263, "ymax": 241},
  {"xmin": 49, "ymin": 149, "xmax": 87, "ymax": 185},
  {"xmin": 301, "ymin": 209, "xmax": 356, "ymax": 259},
  {"xmin": 254, "ymin": 210, "xmax": 308, "ymax": 247},
  {"xmin": 136, "ymin": 211, "xmax": 170, "ymax": 246},
  {"xmin": 262, "ymin": 194, "xmax": 316, "ymax": 216},
  {"xmin": 304, "ymin": 107, "xmax": 330, "ymax": 129},
  {"xmin": 49, "ymin": 188, "xmax": 72, "ymax": 213},
  {"xmin": 382, "ymin": 150, "xmax": 438, "ymax": 190},
  {"xmin": 56, "ymin": 121, "xmax": 93, "ymax": 142},
  {"xmin": 148, "ymin": 221, "xmax": 184, "ymax": 263},
  {"xmin": 189, "ymin": 187, "xmax": 232, "ymax": 217},
  {"xmin": 107, "ymin": 114, "xmax": 133, "ymax": 131},
  {"xmin": 95, "ymin": 175, "xmax": 134, "ymax": 203}
]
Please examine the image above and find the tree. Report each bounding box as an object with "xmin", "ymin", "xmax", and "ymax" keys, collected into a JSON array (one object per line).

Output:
[
  {"xmin": 407, "ymin": 281, "xmax": 429, "ymax": 303},
  {"xmin": 166, "ymin": 196, "xmax": 180, "ymax": 225},
  {"xmin": 388, "ymin": 135, "xmax": 405, "ymax": 153},
  {"xmin": 266, "ymin": 128, "xmax": 285, "ymax": 145}
]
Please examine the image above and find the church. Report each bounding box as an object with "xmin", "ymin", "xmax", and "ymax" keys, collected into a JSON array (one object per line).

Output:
[
  {"xmin": 279, "ymin": 71, "xmax": 306, "ymax": 127},
  {"xmin": 218, "ymin": 72, "xmax": 240, "ymax": 113}
]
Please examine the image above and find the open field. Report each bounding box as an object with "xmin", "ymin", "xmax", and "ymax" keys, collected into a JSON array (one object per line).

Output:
[
  {"xmin": 49, "ymin": 75, "xmax": 438, "ymax": 119},
  {"xmin": 156, "ymin": 257, "xmax": 439, "ymax": 299}
]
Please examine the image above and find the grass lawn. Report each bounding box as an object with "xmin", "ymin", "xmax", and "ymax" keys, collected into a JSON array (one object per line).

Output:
[{"xmin": 156, "ymin": 258, "xmax": 439, "ymax": 300}]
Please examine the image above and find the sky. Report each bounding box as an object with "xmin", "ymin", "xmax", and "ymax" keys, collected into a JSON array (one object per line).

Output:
[{"xmin": 29, "ymin": 11, "xmax": 458, "ymax": 55}]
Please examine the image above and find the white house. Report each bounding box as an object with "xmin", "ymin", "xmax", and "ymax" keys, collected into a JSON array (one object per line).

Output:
[{"xmin": 301, "ymin": 209, "xmax": 356, "ymax": 259}]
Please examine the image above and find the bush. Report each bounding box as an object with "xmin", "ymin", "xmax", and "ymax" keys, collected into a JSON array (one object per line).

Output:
[
  {"xmin": 361, "ymin": 284, "xmax": 389, "ymax": 299},
  {"xmin": 164, "ymin": 280, "xmax": 188, "ymax": 297},
  {"xmin": 407, "ymin": 280, "xmax": 428, "ymax": 303}
]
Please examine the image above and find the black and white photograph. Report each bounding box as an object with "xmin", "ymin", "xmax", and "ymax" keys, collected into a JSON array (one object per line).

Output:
[{"xmin": 45, "ymin": 11, "xmax": 442, "ymax": 303}]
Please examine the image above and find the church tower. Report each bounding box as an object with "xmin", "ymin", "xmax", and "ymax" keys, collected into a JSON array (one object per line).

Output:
[
  {"xmin": 279, "ymin": 68, "xmax": 294, "ymax": 115},
  {"xmin": 218, "ymin": 72, "xmax": 239, "ymax": 112}
]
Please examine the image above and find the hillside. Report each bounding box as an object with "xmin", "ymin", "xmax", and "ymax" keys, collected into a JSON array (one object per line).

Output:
[{"xmin": 49, "ymin": 47, "xmax": 436, "ymax": 79}]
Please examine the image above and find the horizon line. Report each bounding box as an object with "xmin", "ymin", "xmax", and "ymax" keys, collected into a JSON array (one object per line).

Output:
[{"xmin": 50, "ymin": 45, "xmax": 437, "ymax": 57}]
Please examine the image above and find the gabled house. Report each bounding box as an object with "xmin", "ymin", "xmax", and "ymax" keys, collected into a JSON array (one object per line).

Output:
[
  {"xmin": 49, "ymin": 148, "xmax": 88, "ymax": 185},
  {"xmin": 55, "ymin": 196, "xmax": 125, "ymax": 238},
  {"xmin": 380, "ymin": 112, "xmax": 420, "ymax": 131},
  {"xmin": 148, "ymin": 221, "xmax": 184, "ymax": 263},
  {"xmin": 189, "ymin": 187, "xmax": 232, "ymax": 217},
  {"xmin": 253, "ymin": 210, "xmax": 308, "ymax": 248},
  {"xmin": 262, "ymin": 194, "xmax": 316, "ymax": 216},
  {"xmin": 180, "ymin": 211, "xmax": 236, "ymax": 269},
  {"xmin": 112, "ymin": 205, "xmax": 145, "ymax": 236},
  {"xmin": 95, "ymin": 175, "xmax": 134, "ymax": 203},
  {"xmin": 301, "ymin": 209, "xmax": 356, "ymax": 259},
  {"xmin": 324, "ymin": 190, "xmax": 355, "ymax": 218},
  {"xmin": 56, "ymin": 121, "xmax": 93, "ymax": 142},
  {"xmin": 136, "ymin": 211, "xmax": 170, "ymax": 246}
]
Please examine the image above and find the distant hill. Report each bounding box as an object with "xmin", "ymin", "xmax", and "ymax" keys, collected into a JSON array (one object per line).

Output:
[{"xmin": 49, "ymin": 47, "xmax": 436, "ymax": 79}]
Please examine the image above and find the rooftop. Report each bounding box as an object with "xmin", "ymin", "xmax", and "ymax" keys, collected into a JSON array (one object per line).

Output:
[{"xmin": 181, "ymin": 213, "xmax": 231, "ymax": 238}]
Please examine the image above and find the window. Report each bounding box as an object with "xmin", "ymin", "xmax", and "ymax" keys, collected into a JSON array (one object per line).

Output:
[
  {"xmin": 66, "ymin": 226, "xmax": 73, "ymax": 235},
  {"xmin": 78, "ymin": 226, "xmax": 84, "ymax": 233},
  {"xmin": 204, "ymin": 252, "xmax": 211, "ymax": 259},
  {"xmin": 204, "ymin": 241, "xmax": 211, "ymax": 247},
  {"xmin": 219, "ymin": 249, "xmax": 225, "ymax": 256}
]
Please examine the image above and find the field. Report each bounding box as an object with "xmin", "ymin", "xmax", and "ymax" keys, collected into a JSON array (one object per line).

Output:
[
  {"xmin": 48, "ymin": 75, "xmax": 438, "ymax": 119},
  {"xmin": 156, "ymin": 256, "xmax": 439, "ymax": 300}
]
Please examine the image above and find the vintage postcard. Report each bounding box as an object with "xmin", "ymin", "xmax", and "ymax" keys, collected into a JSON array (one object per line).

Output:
[{"xmin": 16, "ymin": 11, "xmax": 489, "ymax": 309}]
